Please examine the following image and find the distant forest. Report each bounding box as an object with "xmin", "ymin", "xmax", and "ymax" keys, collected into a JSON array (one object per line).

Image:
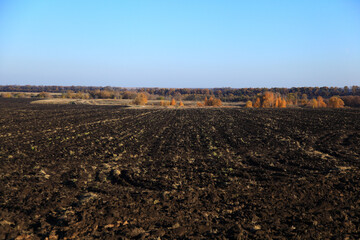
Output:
[
  {"xmin": 1, "ymin": 85, "xmax": 360, "ymax": 107},
  {"xmin": 1, "ymin": 85, "xmax": 359, "ymax": 99}
]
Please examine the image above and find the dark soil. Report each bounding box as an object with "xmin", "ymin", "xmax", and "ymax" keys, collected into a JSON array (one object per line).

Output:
[{"xmin": 1, "ymin": 98, "xmax": 360, "ymax": 239}]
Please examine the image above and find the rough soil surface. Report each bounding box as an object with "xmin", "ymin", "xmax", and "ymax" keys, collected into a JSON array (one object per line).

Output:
[{"xmin": 0, "ymin": 98, "xmax": 360, "ymax": 239}]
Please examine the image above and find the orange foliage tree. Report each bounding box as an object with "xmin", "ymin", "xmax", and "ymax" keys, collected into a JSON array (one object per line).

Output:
[
  {"xmin": 279, "ymin": 98, "xmax": 287, "ymax": 108},
  {"xmin": 170, "ymin": 98, "xmax": 176, "ymax": 106},
  {"xmin": 309, "ymin": 98, "xmax": 318, "ymax": 108},
  {"xmin": 286, "ymin": 93, "xmax": 297, "ymax": 106},
  {"xmin": 275, "ymin": 97, "xmax": 280, "ymax": 108},
  {"xmin": 317, "ymin": 96, "xmax": 327, "ymax": 108},
  {"xmin": 301, "ymin": 94, "xmax": 308, "ymax": 106},
  {"xmin": 245, "ymin": 100, "xmax": 253, "ymax": 108},
  {"xmin": 262, "ymin": 91, "xmax": 275, "ymax": 108},
  {"xmin": 253, "ymin": 97, "xmax": 261, "ymax": 108},
  {"xmin": 204, "ymin": 96, "xmax": 222, "ymax": 106},
  {"xmin": 204, "ymin": 97, "xmax": 211, "ymax": 106},
  {"xmin": 1, "ymin": 93, "xmax": 13, "ymax": 98},
  {"xmin": 160, "ymin": 100, "xmax": 170, "ymax": 106},
  {"xmin": 179, "ymin": 101, "xmax": 184, "ymax": 107},
  {"xmin": 259, "ymin": 92, "xmax": 287, "ymax": 108},
  {"xmin": 99, "ymin": 90, "xmax": 113, "ymax": 99},
  {"xmin": 133, "ymin": 93, "xmax": 148, "ymax": 105},
  {"xmin": 328, "ymin": 96, "xmax": 344, "ymax": 108}
]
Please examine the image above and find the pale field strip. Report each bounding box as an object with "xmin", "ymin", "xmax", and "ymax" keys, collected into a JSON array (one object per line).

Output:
[
  {"xmin": 0, "ymin": 92, "xmax": 62, "ymax": 96},
  {"xmin": 30, "ymin": 98, "xmax": 241, "ymax": 107},
  {"xmin": 31, "ymin": 99, "xmax": 132, "ymax": 105}
]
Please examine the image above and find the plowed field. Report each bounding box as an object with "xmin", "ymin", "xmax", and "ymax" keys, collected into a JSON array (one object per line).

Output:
[{"xmin": 1, "ymin": 99, "xmax": 360, "ymax": 239}]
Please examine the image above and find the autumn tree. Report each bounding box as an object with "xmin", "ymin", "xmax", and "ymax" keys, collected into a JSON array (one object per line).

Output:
[
  {"xmin": 170, "ymin": 98, "xmax": 176, "ymax": 106},
  {"xmin": 179, "ymin": 101, "xmax": 184, "ymax": 107},
  {"xmin": 253, "ymin": 97, "xmax": 261, "ymax": 108},
  {"xmin": 122, "ymin": 91, "xmax": 137, "ymax": 99},
  {"xmin": 275, "ymin": 97, "xmax": 280, "ymax": 108},
  {"xmin": 317, "ymin": 96, "xmax": 327, "ymax": 108},
  {"xmin": 0, "ymin": 93, "xmax": 13, "ymax": 98},
  {"xmin": 262, "ymin": 91, "xmax": 275, "ymax": 108},
  {"xmin": 286, "ymin": 93, "xmax": 297, "ymax": 106},
  {"xmin": 245, "ymin": 100, "xmax": 253, "ymax": 108},
  {"xmin": 160, "ymin": 100, "xmax": 170, "ymax": 106},
  {"xmin": 38, "ymin": 92, "xmax": 52, "ymax": 98},
  {"xmin": 279, "ymin": 98, "xmax": 287, "ymax": 108},
  {"xmin": 328, "ymin": 96, "xmax": 344, "ymax": 108},
  {"xmin": 212, "ymin": 98, "xmax": 222, "ymax": 106},
  {"xmin": 99, "ymin": 90, "xmax": 113, "ymax": 99},
  {"xmin": 301, "ymin": 94, "xmax": 308, "ymax": 106},
  {"xmin": 133, "ymin": 93, "xmax": 148, "ymax": 105},
  {"xmin": 75, "ymin": 91, "xmax": 89, "ymax": 99},
  {"xmin": 309, "ymin": 98, "xmax": 318, "ymax": 108},
  {"xmin": 65, "ymin": 90, "xmax": 76, "ymax": 98},
  {"xmin": 204, "ymin": 96, "xmax": 222, "ymax": 106}
]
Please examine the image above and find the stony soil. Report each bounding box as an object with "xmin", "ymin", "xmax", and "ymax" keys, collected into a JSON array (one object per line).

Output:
[{"xmin": 0, "ymin": 98, "xmax": 360, "ymax": 239}]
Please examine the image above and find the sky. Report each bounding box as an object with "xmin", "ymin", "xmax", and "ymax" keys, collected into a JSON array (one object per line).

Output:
[{"xmin": 0, "ymin": 0, "xmax": 360, "ymax": 88}]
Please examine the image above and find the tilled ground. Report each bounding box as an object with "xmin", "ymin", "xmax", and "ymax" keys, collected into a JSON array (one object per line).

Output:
[{"xmin": 0, "ymin": 98, "xmax": 360, "ymax": 239}]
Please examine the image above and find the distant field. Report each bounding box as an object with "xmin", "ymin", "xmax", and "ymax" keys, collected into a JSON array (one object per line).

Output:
[
  {"xmin": 31, "ymin": 98, "xmax": 133, "ymax": 106},
  {"xmin": 1, "ymin": 98, "xmax": 359, "ymax": 239},
  {"xmin": 31, "ymin": 98, "xmax": 244, "ymax": 107},
  {"xmin": 0, "ymin": 91, "xmax": 62, "ymax": 96}
]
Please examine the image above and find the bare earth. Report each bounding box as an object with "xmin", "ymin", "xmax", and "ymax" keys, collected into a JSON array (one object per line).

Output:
[{"xmin": 1, "ymin": 98, "xmax": 360, "ymax": 239}]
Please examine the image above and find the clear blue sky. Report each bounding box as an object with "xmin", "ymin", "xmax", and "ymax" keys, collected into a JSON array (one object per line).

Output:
[{"xmin": 0, "ymin": 0, "xmax": 359, "ymax": 88}]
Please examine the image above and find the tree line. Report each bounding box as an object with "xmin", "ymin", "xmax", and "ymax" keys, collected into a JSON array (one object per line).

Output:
[
  {"xmin": 1, "ymin": 85, "xmax": 360, "ymax": 107},
  {"xmin": 245, "ymin": 92, "xmax": 345, "ymax": 108},
  {"xmin": 1, "ymin": 85, "xmax": 359, "ymax": 99}
]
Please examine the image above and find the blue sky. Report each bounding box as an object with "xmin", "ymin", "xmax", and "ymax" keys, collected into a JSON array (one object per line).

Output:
[{"xmin": 0, "ymin": 0, "xmax": 359, "ymax": 88}]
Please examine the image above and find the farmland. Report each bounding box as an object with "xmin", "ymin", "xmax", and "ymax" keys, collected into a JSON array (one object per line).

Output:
[{"xmin": 1, "ymin": 98, "xmax": 360, "ymax": 239}]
